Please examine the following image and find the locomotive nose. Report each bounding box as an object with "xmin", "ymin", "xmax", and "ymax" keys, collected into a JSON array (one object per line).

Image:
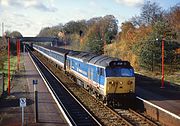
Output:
[{"xmin": 106, "ymin": 77, "xmax": 135, "ymax": 94}]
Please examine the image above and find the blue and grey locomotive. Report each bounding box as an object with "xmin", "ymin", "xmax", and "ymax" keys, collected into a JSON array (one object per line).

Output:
[{"xmin": 33, "ymin": 45, "xmax": 135, "ymax": 105}]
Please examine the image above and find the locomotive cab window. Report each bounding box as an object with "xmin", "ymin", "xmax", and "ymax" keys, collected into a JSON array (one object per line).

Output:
[
  {"xmin": 121, "ymin": 68, "xmax": 133, "ymax": 76},
  {"xmin": 106, "ymin": 67, "xmax": 134, "ymax": 77}
]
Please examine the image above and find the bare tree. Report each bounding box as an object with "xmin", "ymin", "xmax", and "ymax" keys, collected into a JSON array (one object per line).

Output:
[{"xmin": 131, "ymin": 1, "xmax": 163, "ymax": 26}]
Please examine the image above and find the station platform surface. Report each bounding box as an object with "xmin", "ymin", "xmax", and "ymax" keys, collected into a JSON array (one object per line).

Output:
[
  {"xmin": 135, "ymin": 74, "xmax": 180, "ymax": 116},
  {"xmin": 0, "ymin": 52, "xmax": 68, "ymax": 126}
]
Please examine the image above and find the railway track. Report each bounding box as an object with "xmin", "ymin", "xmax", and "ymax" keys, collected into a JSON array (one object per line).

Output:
[
  {"xmin": 30, "ymin": 47, "xmax": 163, "ymax": 126},
  {"xmin": 115, "ymin": 109, "xmax": 161, "ymax": 126}
]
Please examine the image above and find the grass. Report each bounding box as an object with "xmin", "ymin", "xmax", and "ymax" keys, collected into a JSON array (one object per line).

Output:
[
  {"xmin": 136, "ymin": 69, "xmax": 180, "ymax": 85},
  {"xmin": 0, "ymin": 56, "xmax": 17, "ymax": 91}
]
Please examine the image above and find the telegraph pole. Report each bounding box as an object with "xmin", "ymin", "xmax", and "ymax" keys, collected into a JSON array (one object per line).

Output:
[
  {"xmin": 8, "ymin": 38, "xmax": 11, "ymax": 95},
  {"xmin": 161, "ymin": 33, "xmax": 165, "ymax": 88},
  {"xmin": 17, "ymin": 39, "xmax": 19, "ymax": 70},
  {"xmin": 2, "ymin": 22, "xmax": 4, "ymax": 36}
]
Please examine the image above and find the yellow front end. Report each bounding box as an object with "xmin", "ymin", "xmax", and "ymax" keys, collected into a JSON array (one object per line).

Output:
[{"xmin": 104, "ymin": 77, "xmax": 135, "ymax": 95}]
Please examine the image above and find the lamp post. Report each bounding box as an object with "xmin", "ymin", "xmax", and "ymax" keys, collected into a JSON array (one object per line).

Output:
[
  {"xmin": 2, "ymin": 22, "xmax": 4, "ymax": 37},
  {"xmin": 152, "ymin": 40, "xmax": 154, "ymax": 72},
  {"xmin": 8, "ymin": 38, "xmax": 10, "ymax": 95},
  {"xmin": 161, "ymin": 34, "xmax": 165, "ymax": 88},
  {"xmin": 17, "ymin": 39, "xmax": 20, "ymax": 71}
]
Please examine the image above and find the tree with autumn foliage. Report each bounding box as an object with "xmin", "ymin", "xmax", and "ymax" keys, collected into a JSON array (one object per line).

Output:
[
  {"xmin": 106, "ymin": 1, "xmax": 180, "ymax": 72},
  {"xmin": 0, "ymin": 36, "xmax": 7, "ymax": 70},
  {"xmin": 81, "ymin": 23, "xmax": 103, "ymax": 54},
  {"xmin": 81, "ymin": 15, "xmax": 118, "ymax": 54},
  {"xmin": 9, "ymin": 31, "xmax": 23, "ymax": 55},
  {"xmin": 166, "ymin": 3, "xmax": 180, "ymax": 41},
  {"xmin": 106, "ymin": 21, "xmax": 152, "ymax": 70},
  {"xmin": 132, "ymin": 1, "xmax": 180, "ymax": 71},
  {"xmin": 0, "ymin": 30, "xmax": 21, "ymax": 70}
]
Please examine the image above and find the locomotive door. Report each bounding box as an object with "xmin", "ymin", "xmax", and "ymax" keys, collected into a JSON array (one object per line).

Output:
[
  {"xmin": 88, "ymin": 66, "xmax": 90, "ymax": 81},
  {"xmin": 66, "ymin": 59, "xmax": 70, "ymax": 71},
  {"xmin": 88, "ymin": 67, "xmax": 93, "ymax": 84},
  {"xmin": 97, "ymin": 68, "xmax": 100, "ymax": 87},
  {"xmin": 90, "ymin": 68, "xmax": 93, "ymax": 80}
]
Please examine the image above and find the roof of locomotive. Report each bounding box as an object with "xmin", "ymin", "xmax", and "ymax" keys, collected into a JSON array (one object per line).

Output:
[{"xmin": 42, "ymin": 45, "xmax": 130, "ymax": 68}]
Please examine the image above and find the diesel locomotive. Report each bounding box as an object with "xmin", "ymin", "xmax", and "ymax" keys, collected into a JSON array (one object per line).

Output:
[{"xmin": 33, "ymin": 44, "xmax": 135, "ymax": 106}]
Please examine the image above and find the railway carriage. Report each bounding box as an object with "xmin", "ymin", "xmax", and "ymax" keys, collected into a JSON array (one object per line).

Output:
[
  {"xmin": 33, "ymin": 44, "xmax": 135, "ymax": 106},
  {"xmin": 33, "ymin": 45, "xmax": 69, "ymax": 70}
]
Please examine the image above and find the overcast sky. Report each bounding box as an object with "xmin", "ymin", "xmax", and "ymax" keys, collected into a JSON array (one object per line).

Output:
[{"xmin": 0, "ymin": 0, "xmax": 179, "ymax": 37}]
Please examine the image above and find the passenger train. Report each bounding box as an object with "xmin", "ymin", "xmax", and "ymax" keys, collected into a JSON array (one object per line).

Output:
[{"xmin": 32, "ymin": 44, "xmax": 135, "ymax": 106}]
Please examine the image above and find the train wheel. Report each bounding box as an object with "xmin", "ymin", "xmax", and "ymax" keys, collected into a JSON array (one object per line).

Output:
[
  {"xmin": 99, "ymin": 95, "xmax": 103, "ymax": 101},
  {"xmin": 95, "ymin": 92, "xmax": 99, "ymax": 99},
  {"xmin": 102, "ymin": 96, "xmax": 108, "ymax": 105},
  {"xmin": 89, "ymin": 88, "xmax": 93, "ymax": 95}
]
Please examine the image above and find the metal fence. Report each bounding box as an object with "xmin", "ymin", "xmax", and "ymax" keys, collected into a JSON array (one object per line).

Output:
[{"xmin": 0, "ymin": 73, "xmax": 4, "ymax": 97}]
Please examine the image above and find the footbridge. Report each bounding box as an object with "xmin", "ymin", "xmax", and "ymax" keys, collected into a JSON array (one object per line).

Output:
[{"xmin": 19, "ymin": 37, "xmax": 63, "ymax": 46}]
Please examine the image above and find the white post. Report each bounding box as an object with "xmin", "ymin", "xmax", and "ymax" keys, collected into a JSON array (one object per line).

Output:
[
  {"xmin": 23, "ymin": 44, "xmax": 25, "ymax": 54},
  {"xmin": 23, "ymin": 44, "xmax": 25, "ymax": 63},
  {"xmin": 22, "ymin": 107, "xmax": 24, "ymax": 126},
  {"xmin": 33, "ymin": 80, "xmax": 38, "ymax": 123},
  {"xmin": 20, "ymin": 98, "xmax": 26, "ymax": 126},
  {"xmin": 2, "ymin": 22, "xmax": 4, "ymax": 37}
]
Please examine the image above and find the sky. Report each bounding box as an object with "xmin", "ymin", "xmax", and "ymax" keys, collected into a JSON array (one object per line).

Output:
[{"xmin": 0, "ymin": 0, "xmax": 179, "ymax": 37}]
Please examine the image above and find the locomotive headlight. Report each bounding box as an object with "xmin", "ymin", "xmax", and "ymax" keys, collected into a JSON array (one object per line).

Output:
[
  {"xmin": 119, "ymin": 81, "xmax": 123, "ymax": 85},
  {"xmin": 109, "ymin": 81, "xmax": 113, "ymax": 85},
  {"xmin": 129, "ymin": 89, "xmax": 133, "ymax": 92},
  {"xmin": 128, "ymin": 80, "xmax": 133, "ymax": 85},
  {"xmin": 109, "ymin": 81, "xmax": 115, "ymax": 86}
]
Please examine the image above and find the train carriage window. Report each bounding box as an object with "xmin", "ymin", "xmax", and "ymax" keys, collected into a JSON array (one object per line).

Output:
[
  {"xmin": 72, "ymin": 60, "xmax": 74, "ymax": 66},
  {"xmin": 97, "ymin": 68, "xmax": 100, "ymax": 75},
  {"xmin": 99, "ymin": 68, "xmax": 104, "ymax": 76}
]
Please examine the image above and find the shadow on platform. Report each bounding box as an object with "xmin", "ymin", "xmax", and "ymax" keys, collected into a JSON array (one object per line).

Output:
[
  {"xmin": 0, "ymin": 98, "xmax": 34, "ymax": 108},
  {"xmin": 135, "ymin": 74, "xmax": 180, "ymax": 101}
]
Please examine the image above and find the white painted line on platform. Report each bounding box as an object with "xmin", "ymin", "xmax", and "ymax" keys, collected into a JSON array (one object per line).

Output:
[
  {"xmin": 28, "ymin": 52, "xmax": 73, "ymax": 126},
  {"xmin": 136, "ymin": 96, "xmax": 180, "ymax": 120}
]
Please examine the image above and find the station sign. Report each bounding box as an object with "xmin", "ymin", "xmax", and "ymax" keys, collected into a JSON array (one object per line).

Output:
[
  {"xmin": 33, "ymin": 80, "xmax": 38, "ymax": 85},
  {"xmin": 20, "ymin": 98, "xmax": 26, "ymax": 107}
]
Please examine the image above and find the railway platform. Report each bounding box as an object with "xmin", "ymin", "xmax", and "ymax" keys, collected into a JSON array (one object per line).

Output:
[
  {"xmin": 136, "ymin": 74, "xmax": 180, "ymax": 116},
  {"xmin": 0, "ymin": 52, "xmax": 68, "ymax": 126},
  {"xmin": 135, "ymin": 74, "xmax": 180, "ymax": 126}
]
